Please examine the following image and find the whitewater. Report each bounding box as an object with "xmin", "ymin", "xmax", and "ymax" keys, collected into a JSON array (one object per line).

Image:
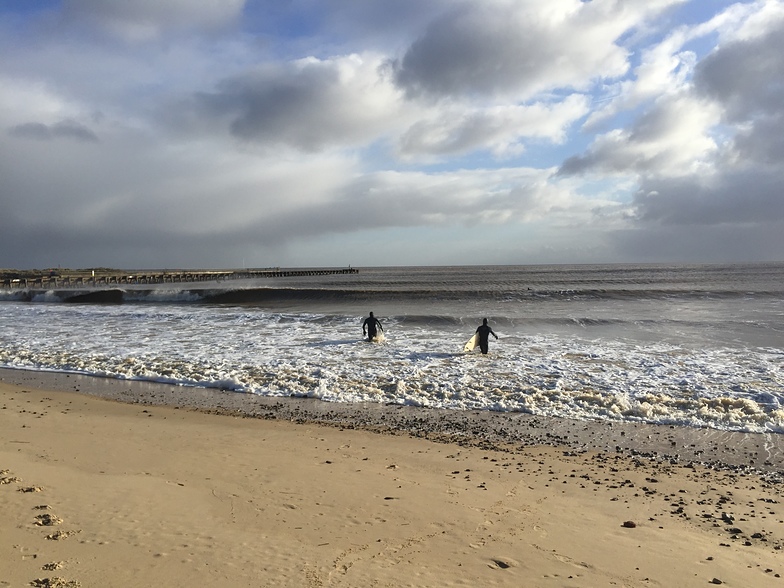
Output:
[{"xmin": 1, "ymin": 263, "xmax": 782, "ymax": 433}]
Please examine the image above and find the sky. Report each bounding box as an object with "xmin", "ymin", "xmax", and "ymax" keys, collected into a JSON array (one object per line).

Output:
[{"xmin": 1, "ymin": 0, "xmax": 783, "ymax": 269}]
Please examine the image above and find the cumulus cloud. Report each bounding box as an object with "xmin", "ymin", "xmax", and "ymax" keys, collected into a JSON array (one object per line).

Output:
[
  {"xmin": 582, "ymin": 32, "xmax": 696, "ymax": 131},
  {"xmin": 561, "ymin": 5, "xmax": 784, "ymax": 178},
  {"xmin": 599, "ymin": 4, "xmax": 784, "ymax": 262},
  {"xmin": 398, "ymin": 94, "xmax": 590, "ymax": 158},
  {"xmin": 186, "ymin": 54, "xmax": 406, "ymax": 151},
  {"xmin": 559, "ymin": 93, "xmax": 721, "ymax": 177},
  {"xmin": 390, "ymin": 0, "xmax": 681, "ymax": 100},
  {"xmin": 2, "ymin": 0, "xmax": 783, "ymax": 268},
  {"xmin": 582, "ymin": 0, "xmax": 759, "ymax": 130},
  {"xmin": 691, "ymin": 8, "xmax": 784, "ymax": 170}
]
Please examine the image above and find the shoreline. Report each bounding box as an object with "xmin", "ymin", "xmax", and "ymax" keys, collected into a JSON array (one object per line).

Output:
[
  {"xmin": 2, "ymin": 367, "xmax": 782, "ymax": 478},
  {"xmin": 2, "ymin": 368, "xmax": 783, "ymax": 586}
]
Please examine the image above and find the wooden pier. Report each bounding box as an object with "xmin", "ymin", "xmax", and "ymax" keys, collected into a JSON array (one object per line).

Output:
[{"xmin": 1, "ymin": 267, "xmax": 358, "ymax": 289}]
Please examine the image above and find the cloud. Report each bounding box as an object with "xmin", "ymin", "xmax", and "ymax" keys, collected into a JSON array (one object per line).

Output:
[
  {"xmin": 632, "ymin": 169, "xmax": 784, "ymax": 225},
  {"xmin": 265, "ymin": 167, "xmax": 611, "ymax": 240},
  {"xmin": 733, "ymin": 114, "xmax": 784, "ymax": 166},
  {"xmin": 0, "ymin": 123, "xmax": 362, "ymax": 267},
  {"xmin": 609, "ymin": 221, "xmax": 784, "ymax": 263},
  {"xmin": 185, "ymin": 54, "xmax": 406, "ymax": 151},
  {"xmin": 582, "ymin": 0, "xmax": 759, "ymax": 131},
  {"xmin": 559, "ymin": 93, "xmax": 721, "ymax": 177},
  {"xmin": 390, "ymin": 0, "xmax": 682, "ymax": 100},
  {"xmin": 561, "ymin": 2, "xmax": 784, "ymax": 180},
  {"xmin": 690, "ymin": 10, "xmax": 784, "ymax": 169},
  {"xmin": 9, "ymin": 119, "xmax": 99, "ymax": 142},
  {"xmin": 62, "ymin": 0, "xmax": 246, "ymax": 41},
  {"xmin": 561, "ymin": 2, "xmax": 784, "ymax": 263},
  {"xmin": 630, "ymin": 8, "xmax": 784, "ymax": 187},
  {"xmin": 2, "ymin": 0, "xmax": 783, "ymax": 268},
  {"xmin": 0, "ymin": 126, "xmax": 603, "ymax": 267},
  {"xmin": 694, "ymin": 15, "xmax": 784, "ymax": 122},
  {"xmin": 398, "ymin": 94, "xmax": 590, "ymax": 158}
]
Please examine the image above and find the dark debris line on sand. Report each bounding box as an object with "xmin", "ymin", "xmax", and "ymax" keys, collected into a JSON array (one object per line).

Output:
[{"xmin": 1, "ymin": 368, "xmax": 782, "ymax": 481}]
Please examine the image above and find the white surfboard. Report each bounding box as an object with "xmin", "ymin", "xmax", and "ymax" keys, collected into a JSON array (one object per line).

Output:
[{"xmin": 463, "ymin": 333, "xmax": 478, "ymax": 352}]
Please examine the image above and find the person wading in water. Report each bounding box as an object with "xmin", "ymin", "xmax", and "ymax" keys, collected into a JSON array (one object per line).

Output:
[
  {"xmin": 362, "ymin": 311, "xmax": 384, "ymax": 341},
  {"xmin": 475, "ymin": 318, "xmax": 498, "ymax": 354}
]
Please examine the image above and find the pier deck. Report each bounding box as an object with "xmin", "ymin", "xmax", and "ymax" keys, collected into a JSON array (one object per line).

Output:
[{"xmin": 1, "ymin": 267, "xmax": 358, "ymax": 289}]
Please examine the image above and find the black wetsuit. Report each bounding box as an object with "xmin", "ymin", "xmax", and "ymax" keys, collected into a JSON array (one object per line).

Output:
[
  {"xmin": 475, "ymin": 324, "xmax": 497, "ymax": 354},
  {"xmin": 363, "ymin": 316, "xmax": 383, "ymax": 340}
]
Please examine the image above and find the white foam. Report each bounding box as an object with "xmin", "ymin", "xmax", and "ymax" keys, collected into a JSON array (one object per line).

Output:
[{"xmin": 0, "ymin": 301, "xmax": 782, "ymax": 433}]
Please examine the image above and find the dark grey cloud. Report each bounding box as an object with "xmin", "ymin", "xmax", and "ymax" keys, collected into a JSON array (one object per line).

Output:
[
  {"xmin": 609, "ymin": 221, "xmax": 784, "ymax": 263},
  {"xmin": 734, "ymin": 113, "xmax": 784, "ymax": 165},
  {"xmin": 9, "ymin": 119, "xmax": 99, "ymax": 143},
  {"xmin": 694, "ymin": 22, "xmax": 784, "ymax": 121},
  {"xmin": 611, "ymin": 166, "xmax": 784, "ymax": 263},
  {"xmin": 557, "ymin": 140, "xmax": 624, "ymax": 177},
  {"xmin": 632, "ymin": 170, "xmax": 784, "ymax": 225},
  {"xmin": 392, "ymin": 5, "xmax": 550, "ymax": 98},
  {"xmin": 0, "ymin": 208, "xmax": 253, "ymax": 270},
  {"xmin": 201, "ymin": 65, "xmax": 343, "ymax": 149}
]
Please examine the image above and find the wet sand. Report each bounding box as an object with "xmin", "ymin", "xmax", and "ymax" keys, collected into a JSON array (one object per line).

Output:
[{"xmin": 1, "ymin": 368, "xmax": 783, "ymax": 587}]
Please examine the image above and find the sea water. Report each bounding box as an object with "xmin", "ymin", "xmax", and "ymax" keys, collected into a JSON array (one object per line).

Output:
[{"xmin": 1, "ymin": 264, "xmax": 783, "ymax": 433}]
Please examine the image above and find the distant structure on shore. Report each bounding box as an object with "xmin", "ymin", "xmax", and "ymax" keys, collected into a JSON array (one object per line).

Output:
[{"xmin": 1, "ymin": 267, "xmax": 358, "ymax": 289}]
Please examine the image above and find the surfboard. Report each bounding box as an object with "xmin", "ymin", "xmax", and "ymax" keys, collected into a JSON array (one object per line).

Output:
[
  {"xmin": 463, "ymin": 333, "xmax": 478, "ymax": 352},
  {"xmin": 369, "ymin": 331, "xmax": 385, "ymax": 343}
]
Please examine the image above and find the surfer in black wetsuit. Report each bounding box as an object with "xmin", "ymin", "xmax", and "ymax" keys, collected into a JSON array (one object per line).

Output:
[
  {"xmin": 475, "ymin": 318, "xmax": 498, "ymax": 354},
  {"xmin": 362, "ymin": 311, "xmax": 383, "ymax": 341}
]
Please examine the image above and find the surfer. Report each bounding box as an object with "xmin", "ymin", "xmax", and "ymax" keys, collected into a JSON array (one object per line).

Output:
[
  {"xmin": 362, "ymin": 311, "xmax": 384, "ymax": 342},
  {"xmin": 475, "ymin": 318, "xmax": 498, "ymax": 354}
]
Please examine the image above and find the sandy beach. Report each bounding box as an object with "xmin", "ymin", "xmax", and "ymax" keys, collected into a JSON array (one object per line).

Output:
[{"xmin": 2, "ymin": 372, "xmax": 783, "ymax": 587}]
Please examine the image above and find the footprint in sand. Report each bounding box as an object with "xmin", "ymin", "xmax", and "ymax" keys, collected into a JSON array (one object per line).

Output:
[
  {"xmin": 30, "ymin": 578, "xmax": 81, "ymax": 588},
  {"xmin": 0, "ymin": 472, "xmax": 22, "ymax": 484},
  {"xmin": 45, "ymin": 530, "xmax": 81, "ymax": 541},
  {"xmin": 34, "ymin": 514, "xmax": 63, "ymax": 526},
  {"xmin": 488, "ymin": 558, "xmax": 518, "ymax": 569}
]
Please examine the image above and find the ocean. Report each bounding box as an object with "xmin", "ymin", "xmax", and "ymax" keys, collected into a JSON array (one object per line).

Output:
[{"xmin": 1, "ymin": 263, "xmax": 782, "ymax": 433}]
